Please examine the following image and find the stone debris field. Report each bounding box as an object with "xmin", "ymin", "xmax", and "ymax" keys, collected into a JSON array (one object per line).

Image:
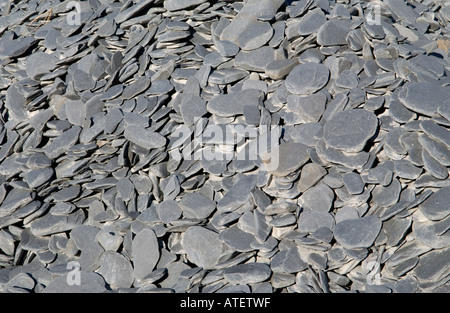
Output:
[{"xmin": 0, "ymin": 0, "xmax": 449, "ymax": 293}]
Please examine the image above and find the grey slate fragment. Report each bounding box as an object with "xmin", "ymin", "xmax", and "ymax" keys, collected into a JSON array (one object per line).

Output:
[
  {"xmin": 223, "ymin": 263, "xmax": 272, "ymax": 284},
  {"xmin": 124, "ymin": 125, "xmax": 166, "ymax": 150},
  {"xmin": 419, "ymin": 187, "xmax": 450, "ymax": 221},
  {"xmin": 398, "ymin": 82, "xmax": 449, "ymax": 117},
  {"xmin": 132, "ymin": 228, "xmax": 160, "ymax": 281},
  {"xmin": 44, "ymin": 126, "xmax": 81, "ymax": 159},
  {"xmin": 265, "ymin": 142, "xmax": 310, "ymax": 177},
  {"xmin": 372, "ymin": 178, "xmax": 401, "ymax": 208},
  {"xmin": 24, "ymin": 168, "xmax": 54, "ymax": 189},
  {"xmin": 317, "ymin": 20, "xmax": 351, "ymax": 46},
  {"xmin": 157, "ymin": 200, "xmax": 182, "ymax": 223},
  {"xmin": 334, "ymin": 216, "xmax": 382, "ymax": 249},
  {"xmin": 300, "ymin": 183, "xmax": 334, "ymax": 212},
  {"xmin": 220, "ymin": 224, "xmax": 255, "ymax": 252},
  {"xmin": 179, "ymin": 192, "xmax": 216, "ymax": 219},
  {"xmin": 182, "ymin": 226, "xmax": 228, "ymax": 269},
  {"xmin": 285, "ymin": 63, "xmax": 330, "ymax": 95},
  {"xmin": 26, "ymin": 52, "xmax": 58, "ymax": 80},
  {"xmin": 324, "ymin": 109, "xmax": 378, "ymax": 153},
  {"xmin": 43, "ymin": 272, "xmax": 107, "ymax": 293},
  {"xmin": 342, "ymin": 172, "xmax": 365, "ymax": 195},
  {"xmin": 97, "ymin": 251, "xmax": 134, "ymax": 289}
]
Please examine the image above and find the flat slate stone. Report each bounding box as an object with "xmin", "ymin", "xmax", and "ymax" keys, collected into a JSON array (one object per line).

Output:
[
  {"xmin": 265, "ymin": 142, "xmax": 310, "ymax": 177},
  {"xmin": 297, "ymin": 211, "xmax": 335, "ymax": 233},
  {"xmin": 317, "ymin": 20, "xmax": 351, "ymax": 46},
  {"xmin": 223, "ymin": 263, "xmax": 271, "ymax": 284},
  {"xmin": 44, "ymin": 126, "xmax": 82, "ymax": 159},
  {"xmin": 285, "ymin": 63, "xmax": 330, "ymax": 95},
  {"xmin": 132, "ymin": 228, "xmax": 160, "ymax": 281},
  {"xmin": 182, "ymin": 226, "xmax": 228, "ymax": 269},
  {"xmin": 207, "ymin": 89, "xmax": 261, "ymax": 118},
  {"xmin": 179, "ymin": 192, "xmax": 216, "ymax": 219},
  {"xmin": 237, "ymin": 21, "xmax": 274, "ymax": 51},
  {"xmin": 220, "ymin": 224, "xmax": 255, "ymax": 252},
  {"xmin": 298, "ymin": 8, "xmax": 327, "ymax": 36},
  {"xmin": 394, "ymin": 160, "xmax": 422, "ymax": 180},
  {"xmin": 26, "ymin": 52, "xmax": 58, "ymax": 79},
  {"xmin": 323, "ymin": 109, "xmax": 378, "ymax": 153},
  {"xmin": 372, "ymin": 178, "xmax": 401, "ymax": 207},
  {"xmin": 97, "ymin": 251, "xmax": 134, "ymax": 289},
  {"xmin": 157, "ymin": 200, "xmax": 182, "ymax": 223},
  {"xmin": 297, "ymin": 163, "xmax": 327, "ymax": 193},
  {"xmin": 43, "ymin": 272, "xmax": 107, "ymax": 293},
  {"xmin": 398, "ymin": 82, "xmax": 449, "ymax": 117},
  {"xmin": 334, "ymin": 216, "xmax": 382, "ymax": 249},
  {"xmin": 299, "ymin": 183, "xmax": 334, "ymax": 212},
  {"xmin": 164, "ymin": 0, "xmax": 206, "ymax": 11},
  {"xmin": 342, "ymin": 172, "xmax": 365, "ymax": 195},
  {"xmin": 24, "ymin": 168, "xmax": 54, "ymax": 189},
  {"xmin": 235, "ymin": 46, "xmax": 275, "ymax": 72},
  {"xmin": 124, "ymin": 125, "xmax": 166, "ymax": 150},
  {"xmin": 419, "ymin": 187, "xmax": 450, "ymax": 221},
  {"xmin": 413, "ymin": 248, "xmax": 450, "ymax": 283}
]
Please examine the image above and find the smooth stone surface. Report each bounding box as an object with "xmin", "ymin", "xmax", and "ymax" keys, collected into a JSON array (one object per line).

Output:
[
  {"xmin": 419, "ymin": 187, "xmax": 450, "ymax": 221},
  {"xmin": 265, "ymin": 142, "xmax": 310, "ymax": 177},
  {"xmin": 97, "ymin": 251, "xmax": 134, "ymax": 288},
  {"xmin": 317, "ymin": 20, "xmax": 351, "ymax": 46},
  {"xmin": 334, "ymin": 216, "xmax": 382, "ymax": 249},
  {"xmin": 179, "ymin": 193, "xmax": 216, "ymax": 219},
  {"xmin": 182, "ymin": 226, "xmax": 228, "ymax": 269},
  {"xmin": 398, "ymin": 82, "xmax": 449, "ymax": 117},
  {"xmin": 124, "ymin": 125, "xmax": 166, "ymax": 150},
  {"xmin": 323, "ymin": 109, "xmax": 378, "ymax": 153},
  {"xmin": 285, "ymin": 63, "xmax": 330, "ymax": 95},
  {"xmin": 299, "ymin": 183, "xmax": 334, "ymax": 212},
  {"xmin": 132, "ymin": 228, "xmax": 160, "ymax": 281},
  {"xmin": 223, "ymin": 263, "xmax": 272, "ymax": 284}
]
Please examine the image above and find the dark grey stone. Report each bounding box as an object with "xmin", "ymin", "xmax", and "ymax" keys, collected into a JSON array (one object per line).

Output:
[
  {"xmin": 223, "ymin": 263, "xmax": 271, "ymax": 284},
  {"xmin": 323, "ymin": 109, "xmax": 378, "ymax": 153},
  {"xmin": 132, "ymin": 228, "xmax": 160, "ymax": 281},
  {"xmin": 182, "ymin": 226, "xmax": 228, "ymax": 269},
  {"xmin": 334, "ymin": 216, "xmax": 382, "ymax": 249},
  {"xmin": 285, "ymin": 63, "xmax": 330, "ymax": 95}
]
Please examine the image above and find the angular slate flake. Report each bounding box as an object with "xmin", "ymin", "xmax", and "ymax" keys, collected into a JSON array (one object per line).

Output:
[
  {"xmin": 24, "ymin": 167, "xmax": 54, "ymax": 189},
  {"xmin": 220, "ymin": 224, "xmax": 255, "ymax": 252},
  {"xmin": 323, "ymin": 109, "xmax": 378, "ymax": 153},
  {"xmin": 265, "ymin": 142, "xmax": 309, "ymax": 177},
  {"xmin": 44, "ymin": 126, "xmax": 81, "ymax": 159}
]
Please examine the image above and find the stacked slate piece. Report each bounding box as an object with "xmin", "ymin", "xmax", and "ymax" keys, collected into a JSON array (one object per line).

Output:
[{"xmin": 0, "ymin": 0, "xmax": 449, "ymax": 293}]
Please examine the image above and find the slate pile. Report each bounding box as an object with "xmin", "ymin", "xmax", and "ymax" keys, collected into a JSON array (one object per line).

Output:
[{"xmin": 0, "ymin": 0, "xmax": 449, "ymax": 293}]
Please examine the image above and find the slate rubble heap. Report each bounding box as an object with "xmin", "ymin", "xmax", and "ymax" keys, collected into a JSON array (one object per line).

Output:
[{"xmin": 0, "ymin": 0, "xmax": 449, "ymax": 293}]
